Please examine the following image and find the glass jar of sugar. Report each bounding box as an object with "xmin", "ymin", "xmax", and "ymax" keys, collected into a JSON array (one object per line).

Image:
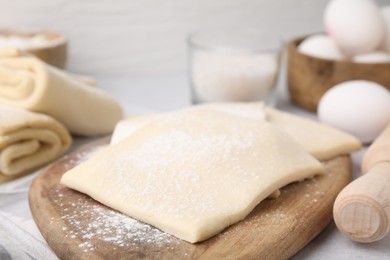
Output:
[{"xmin": 188, "ymin": 29, "xmax": 280, "ymax": 105}]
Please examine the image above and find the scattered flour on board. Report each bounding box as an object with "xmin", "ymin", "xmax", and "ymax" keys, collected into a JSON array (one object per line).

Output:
[
  {"xmin": 56, "ymin": 142, "xmax": 178, "ymax": 253},
  {"xmin": 53, "ymin": 188, "xmax": 176, "ymax": 253}
]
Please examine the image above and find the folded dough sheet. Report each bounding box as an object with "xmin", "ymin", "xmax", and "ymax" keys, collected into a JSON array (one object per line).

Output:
[
  {"xmin": 0, "ymin": 47, "xmax": 123, "ymax": 136},
  {"xmin": 113, "ymin": 103, "xmax": 362, "ymax": 161},
  {"xmin": 62, "ymin": 103, "xmax": 335, "ymax": 243},
  {"xmin": 0, "ymin": 105, "xmax": 71, "ymax": 182}
]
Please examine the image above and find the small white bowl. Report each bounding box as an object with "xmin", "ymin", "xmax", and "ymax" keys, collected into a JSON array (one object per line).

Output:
[{"xmin": 0, "ymin": 29, "xmax": 67, "ymax": 69}]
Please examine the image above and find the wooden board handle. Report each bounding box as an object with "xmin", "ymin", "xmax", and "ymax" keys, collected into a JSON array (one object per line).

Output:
[{"xmin": 334, "ymin": 123, "xmax": 390, "ymax": 243}]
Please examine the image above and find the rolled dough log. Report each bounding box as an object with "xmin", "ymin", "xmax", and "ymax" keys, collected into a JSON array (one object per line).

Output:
[
  {"xmin": 62, "ymin": 107, "xmax": 324, "ymax": 243},
  {"xmin": 0, "ymin": 105, "xmax": 71, "ymax": 182},
  {"xmin": 0, "ymin": 47, "xmax": 123, "ymax": 136}
]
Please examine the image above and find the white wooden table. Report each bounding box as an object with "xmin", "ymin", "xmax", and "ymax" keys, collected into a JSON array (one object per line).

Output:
[{"xmin": 1, "ymin": 73, "xmax": 389, "ymax": 259}]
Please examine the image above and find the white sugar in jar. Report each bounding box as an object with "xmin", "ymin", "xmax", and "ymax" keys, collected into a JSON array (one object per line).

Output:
[{"xmin": 188, "ymin": 29, "xmax": 280, "ymax": 104}]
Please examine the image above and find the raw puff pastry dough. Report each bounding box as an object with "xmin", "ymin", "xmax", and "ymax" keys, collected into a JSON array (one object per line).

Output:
[
  {"xmin": 62, "ymin": 105, "xmax": 325, "ymax": 243},
  {"xmin": 0, "ymin": 105, "xmax": 71, "ymax": 182},
  {"xmin": 112, "ymin": 103, "xmax": 362, "ymax": 161},
  {"xmin": 0, "ymin": 47, "xmax": 123, "ymax": 136}
]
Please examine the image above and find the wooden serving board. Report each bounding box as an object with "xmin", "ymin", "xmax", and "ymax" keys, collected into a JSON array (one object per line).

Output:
[{"xmin": 29, "ymin": 138, "xmax": 352, "ymax": 259}]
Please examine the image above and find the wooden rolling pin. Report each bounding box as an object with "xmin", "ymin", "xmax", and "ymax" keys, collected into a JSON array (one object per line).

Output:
[{"xmin": 333, "ymin": 124, "xmax": 390, "ymax": 243}]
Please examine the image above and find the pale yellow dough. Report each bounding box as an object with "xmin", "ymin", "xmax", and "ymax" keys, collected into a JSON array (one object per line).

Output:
[
  {"xmin": 265, "ymin": 107, "xmax": 362, "ymax": 160},
  {"xmin": 0, "ymin": 105, "xmax": 71, "ymax": 182},
  {"xmin": 110, "ymin": 114, "xmax": 157, "ymax": 145},
  {"xmin": 112, "ymin": 103, "xmax": 362, "ymax": 161},
  {"xmin": 0, "ymin": 47, "xmax": 123, "ymax": 136},
  {"xmin": 62, "ymin": 105, "xmax": 324, "ymax": 243},
  {"xmin": 110, "ymin": 103, "xmax": 267, "ymax": 145}
]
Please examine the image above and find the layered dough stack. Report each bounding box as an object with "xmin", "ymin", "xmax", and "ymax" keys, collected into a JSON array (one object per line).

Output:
[
  {"xmin": 62, "ymin": 102, "xmax": 361, "ymax": 243},
  {"xmin": 0, "ymin": 47, "xmax": 123, "ymax": 181},
  {"xmin": 0, "ymin": 47, "xmax": 123, "ymax": 136},
  {"xmin": 0, "ymin": 105, "xmax": 71, "ymax": 182}
]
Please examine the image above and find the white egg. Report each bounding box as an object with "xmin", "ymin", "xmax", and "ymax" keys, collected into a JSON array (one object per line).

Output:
[
  {"xmin": 381, "ymin": 6, "xmax": 390, "ymax": 52},
  {"xmin": 298, "ymin": 34, "xmax": 346, "ymax": 61},
  {"xmin": 318, "ymin": 80, "xmax": 390, "ymax": 143},
  {"xmin": 324, "ymin": 0, "xmax": 385, "ymax": 56},
  {"xmin": 353, "ymin": 51, "xmax": 390, "ymax": 63}
]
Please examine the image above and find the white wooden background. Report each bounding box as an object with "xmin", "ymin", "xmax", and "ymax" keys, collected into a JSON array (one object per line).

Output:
[{"xmin": 0, "ymin": 0, "xmax": 389, "ymax": 76}]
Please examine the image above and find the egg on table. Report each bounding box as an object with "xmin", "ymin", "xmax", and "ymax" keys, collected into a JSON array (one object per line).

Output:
[
  {"xmin": 324, "ymin": 0, "xmax": 385, "ymax": 56},
  {"xmin": 353, "ymin": 51, "xmax": 390, "ymax": 63},
  {"xmin": 318, "ymin": 80, "xmax": 390, "ymax": 144},
  {"xmin": 298, "ymin": 34, "xmax": 346, "ymax": 60}
]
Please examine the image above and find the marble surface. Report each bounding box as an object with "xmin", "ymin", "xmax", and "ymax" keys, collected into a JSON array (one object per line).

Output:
[{"xmin": 1, "ymin": 73, "xmax": 389, "ymax": 259}]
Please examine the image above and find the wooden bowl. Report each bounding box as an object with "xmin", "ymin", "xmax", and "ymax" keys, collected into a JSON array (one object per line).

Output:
[
  {"xmin": 287, "ymin": 36, "xmax": 390, "ymax": 112},
  {"xmin": 0, "ymin": 29, "xmax": 67, "ymax": 69}
]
